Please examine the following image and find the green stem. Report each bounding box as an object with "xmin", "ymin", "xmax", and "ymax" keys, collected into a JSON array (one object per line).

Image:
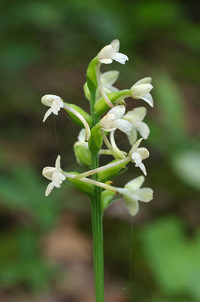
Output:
[{"xmin": 90, "ymin": 89, "xmax": 105, "ymax": 302}]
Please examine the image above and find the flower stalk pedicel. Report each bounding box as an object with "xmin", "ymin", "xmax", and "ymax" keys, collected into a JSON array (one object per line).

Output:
[{"xmin": 41, "ymin": 39, "xmax": 153, "ymax": 302}]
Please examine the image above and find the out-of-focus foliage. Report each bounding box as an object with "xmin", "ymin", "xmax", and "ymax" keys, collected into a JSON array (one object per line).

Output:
[
  {"xmin": 0, "ymin": 0, "xmax": 200, "ymax": 301},
  {"xmin": 141, "ymin": 217, "xmax": 200, "ymax": 301}
]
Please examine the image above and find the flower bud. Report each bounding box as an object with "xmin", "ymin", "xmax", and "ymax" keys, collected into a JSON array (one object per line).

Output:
[{"xmin": 74, "ymin": 143, "xmax": 92, "ymax": 167}]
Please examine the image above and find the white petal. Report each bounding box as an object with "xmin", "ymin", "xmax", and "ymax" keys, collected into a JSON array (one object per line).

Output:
[
  {"xmin": 42, "ymin": 167, "xmax": 56, "ymax": 180},
  {"xmin": 110, "ymin": 39, "xmax": 120, "ymax": 52},
  {"xmin": 41, "ymin": 94, "xmax": 62, "ymax": 107},
  {"xmin": 97, "ymin": 45, "xmax": 114, "ymax": 61},
  {"xmin": 137, "ymin": 147, "xmax": 149, "ymax": 160},
  {"xmin": 108, "ymin": 105, "xmax": 125, "ymax": 119},
  {"xmin": 131, "ymin": 84, "xmax": 153, "ymax": 98},
  {"xmin": 43, "ymin": 108, "xmax": 52, "ymax": 122},
  {"xmin": 125, "ymin": 175, "xmax": 145, "ymax": 190},
  {"xmin": 114, "ymin": 119, "xmax": 132, "ymax": 135},
  {"xmin": 125, "ymin": 196, "xmax": 139, "ymax": 216},
  {"xmin": 129, "ymin": 138, "xmax": 143, "ymax": 154},
  {"xmin": 112, "ymin": 52, "xmax": 129, "ymax": 64},
  {"xmin": 100, "ymin": 114, "xmax": 116, "ymax": 130},
  {"xmin": 101, "ymin": 70, "xmax": 119, "ymax": 86},
  {"xmin": 135, "ymin": 188, "xmax": 153, "ymax": 202},
  {"xmin": 137, "ymin": 162, "xmax": 147, "ymax": 176},
  {"xmin": 45, "ymin": 182, "xmax": 54, "ymax": 196},
  {"xmin": 127, "ymin": 128, "xmax": 138, "ymax": 145},
  {"xmin": 140, "ymin": 93, "xmax": 154, "ymax": 107},
  {"xmin": 99, "ymin": 58, "xmax": 113, "ymax": 64},
  {"xmin": 55, "ymin": 155, "xmax": 61, "ymax": 170},
  {"xmin": 133, "ymin": 77, "xmax": 152, "ymax": 86},
  {"xmin": 136, "ymin": 122, "xmax": 150, "ymax": 139},
  {"xmin": 123, "ymin": 107, "xmax": 147, "ymax": 125}
]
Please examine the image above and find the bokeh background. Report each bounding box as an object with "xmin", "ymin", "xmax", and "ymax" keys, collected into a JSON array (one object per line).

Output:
[{"xmin": 0, "ymin": 0, "xmax": 200, "ymax": 301}]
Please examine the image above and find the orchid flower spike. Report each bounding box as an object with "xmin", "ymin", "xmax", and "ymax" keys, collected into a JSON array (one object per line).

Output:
[
  {"xmin": 123, "ymin": 107, "xmax": 150, "ymax": 145},
  {"xmin": 97, "ymin": 39, "xmax": 129, "ymax": 65},
  {"xmin": 131, "ymin": 77, "xmax": 154, "ymax": 107},
  {"xmin": 41, "ymin": 94, "xmax": 64, "ymax": 122},
  {"xmin": 129, "ymin": 138, "xmax": 149, "ymax": 175},
  {"xmin": 42, "ymin": 155, "xmax": 66, "ymax": 196},
  {"xmin": 100, "ymin": 105, "xmax": 132, "ymax": 135},
  {"xmin": 117, "ymin": 176, "xmax": 153, "ymax": 216}
]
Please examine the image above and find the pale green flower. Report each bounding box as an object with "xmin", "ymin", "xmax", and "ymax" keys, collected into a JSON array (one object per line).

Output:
[
  {"xmin": 131, "ymin": 77, "xmax": 153, "ymax": 107},
  {"xmin": 129, "ymin": 139, "xmax": 149, "ymax": 175},
  {"xmin": 100, "ymin": 105, "xmax": 132, "ymax": 135},
  {"xmin": 118, "ymin": 176, "xmax": 153, "ymax": 216},
  {"xmin": 123, "ymin": 107, "xmax": 150, "ymax": 145},
  {"xmin": 41, "ymin": 94, "xmax": 64, "ymax": 122},
  {"xmin": 42, "ymin": 155, "xmax": 66, "ymax": 196}
]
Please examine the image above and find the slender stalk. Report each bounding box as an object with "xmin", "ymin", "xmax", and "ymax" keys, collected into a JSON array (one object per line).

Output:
[{"xmin": 90, "ymin": 88, "xmax": 105, "ymax": 302}]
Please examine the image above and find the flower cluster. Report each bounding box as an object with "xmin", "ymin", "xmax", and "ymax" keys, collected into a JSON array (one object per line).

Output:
[{"xmin": 42, "ymin": 39, "xmax": 153, "ymax": 216}]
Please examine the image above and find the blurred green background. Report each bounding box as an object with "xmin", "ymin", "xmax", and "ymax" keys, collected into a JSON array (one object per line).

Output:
[{"xmin": 0, "ymin": 0, "xmax": 200, "ymax": 301}]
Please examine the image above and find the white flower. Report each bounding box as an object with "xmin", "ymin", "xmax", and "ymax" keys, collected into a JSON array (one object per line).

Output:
[
  {"xmin": 117, "ymin": 176, "xmax": 153, "ymax": 216},
  {"xmin": 42, "ymin": 155, "xmax": 66, "ymax": 196},
  {"xmin": 100, "ymin": 105, "xmax": 132, "ymax": 135},
  {"xmin": 41, "ymin": 94, "xmax": 64, "ymax": 122},
  {"xmin": 123, "ymin": 107, "xmax": 150, "ymax": 145},
  {"xmin": 97, "ymin": 39, "xmax": 129, "ymax": 65},
  {"xmin": 129, "ymin": 139, "xmax": 149, "ymax": 175},
  {"xmin": 131, "ymin": 77, "xmax": 154, "ymax": 107}
]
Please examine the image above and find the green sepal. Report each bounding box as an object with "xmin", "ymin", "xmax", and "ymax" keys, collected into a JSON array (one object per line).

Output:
[
  {"xmin": 67, "ymin": 172, "xmax": 94, "ymax": 195},
  {"xmin": 101, "ymin": 190, "xmax": 117, "ymax": 211},
  {"xmin": 97, "ymin": 159, "xmax": 128, "ymax": 182},
  {"xmin": 94, "ymin": 89, "xmax": 131, "ymax": 116},
  {"xmin": 73, "ymin": 143, "xmax": 92, "ymax": 167},
  {"xmin": 64, "ymin": 103, "xmax": 93, "ymax": 127},
  {"xmin": 88, "ymin": 123, "xmax": 103, "ymax": 154},
  {"xmin": 86, "ymin": 57, "xmax": 98, "ymax": 94}
]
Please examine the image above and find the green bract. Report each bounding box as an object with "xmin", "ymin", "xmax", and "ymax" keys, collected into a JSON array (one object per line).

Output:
[
  {"xmin": 97, "ymin": 159, "xmax": 128, "ymax": 182},
  {"xmin": 89, "ymin": 123, "xmax": 103, "ymax": 154},
  {"xmin": 86, "ymin": 56, "xmax": 98, "ymax": 94},
  {"xmin": 67, "ymin": 172, "xmax": 94, "ymax": 195},
  {"xmin": 64, "ymin": 103, "xmax": 93, "ymax": 127},
  {"xmin": 101, "ymin": 190, "xmax": 117, "ymax": 211},
  {"xmin": 94, "ymin": 89, "xmax": 131, "ymax": 116}
]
